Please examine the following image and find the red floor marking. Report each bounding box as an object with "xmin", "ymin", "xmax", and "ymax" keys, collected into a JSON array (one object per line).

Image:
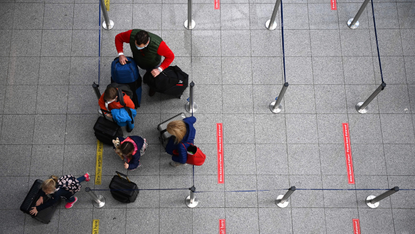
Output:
[
  {"xmin": 219, "ymin": 219, "xmax": 226, "ymax": 234},
  {"xmin": 217, "ymin": 123, "xmax": 224, "ymax": 184},
  {"xmin": 214, "ymin": 0, "xmax": 220, "ymax": 10},
  {"xmin": 331, "ymin": 0, "xmax": 337, "ymax": 10},
  {"xmin": 353, "ymin": 219, "xmax": 361, "ymax": 234},
  {"xmin": 343, "ymin": 123, "xmax": 355, "ymax": 184}
]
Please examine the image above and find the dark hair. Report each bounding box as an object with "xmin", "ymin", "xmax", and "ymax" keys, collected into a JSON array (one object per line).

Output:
[
  {"xmin": 120, "ymin": 142, "xmax": 134, "ymax": 159},
  {"xmin": 135, "ymin": 30, "xmax": 149, "ymax": 45},
  {"xmin": 104, "ymin": 87, "xmax": 117, "ymax": 101}
]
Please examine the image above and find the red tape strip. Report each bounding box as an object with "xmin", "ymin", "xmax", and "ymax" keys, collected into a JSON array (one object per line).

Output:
[
  {"xmin": 217, "ymin": 123, "xmax": 224, "ymax": 184},
  {"xmin": 353, "ymin": 219, "xmax": 361, "ymax": 234},
  {"xmin": 215, "ymin": 0, "xmax": 220, "ymax": 10},
  {"xmin": 343, "ymin": 123, "xmax": 355, "ymax": 184},
  {"xmin": 331, "ymin": 0, "xmax": 337, "ymax": 10},
  {"xmin": 219, "ymin": 219, "xmax": 226, "ymax": 234}
]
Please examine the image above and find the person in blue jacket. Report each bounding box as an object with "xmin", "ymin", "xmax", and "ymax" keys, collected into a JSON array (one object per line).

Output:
[
  {"xmin": 116, "ymin": 136, "xmax": 147, "ymax": 170},
  {"xmin": 165, "ymin": 116, "xmax": 196, "ymax": 167}
]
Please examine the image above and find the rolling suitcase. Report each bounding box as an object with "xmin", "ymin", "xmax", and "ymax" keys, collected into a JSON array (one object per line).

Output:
[
  {"xmin": 143, "ymin": 66, "xmax": 188, "ymax": 99},
  {"xmin": 20, "ymin": 179, "xmax": 60, "ymax": 224},
  {"xmin": 109, "ymin": 171, "xmax": 139, "ymax": 203},
  {"xmin": 93, "ymin": 114, "xmax": 123, "ymax": 145},
  {"xmin": 111, "ymin": 57, "xmax": 142, "ymax": 107},
  {"xmin": 157, "ymin": 113, "xmax": 187, "ymax": 148}
]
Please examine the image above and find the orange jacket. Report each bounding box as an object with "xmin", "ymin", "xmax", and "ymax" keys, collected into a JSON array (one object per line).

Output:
[{"xmin": 98, "ymin": 90, "xmax": 135, "ymax": 112}]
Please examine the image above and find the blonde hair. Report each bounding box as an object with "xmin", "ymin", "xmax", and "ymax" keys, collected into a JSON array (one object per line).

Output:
[
  {"xmin": 167, "ymin": 120, "xmax": 187, "ymax": 144},
  {"xmin": 41, "ymin": 175, "xmax": 58, "ymax": 194}
]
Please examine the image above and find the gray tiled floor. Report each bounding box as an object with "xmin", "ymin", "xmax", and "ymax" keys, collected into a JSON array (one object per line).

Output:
[{"xmin": 0, "ymin": 1, "xmax": 414, "ymax": 234}]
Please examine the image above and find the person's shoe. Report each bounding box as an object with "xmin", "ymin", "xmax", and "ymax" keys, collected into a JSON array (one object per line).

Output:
[
  {"xmin": 170, "ymin": 161, "xmax": 187, "ymax": 167},
  {"xmin": 149, "ymin": 88, "xmax": 156, "ymax": 97},
  {"xmin": 65, "ymin": 197, "xmax": 78, "ymax": 209},
  {"xmin": 126, "ymin": 125, "xmax": 133, "ymax": 132},
  {"xmin": 84, "ymin": 172, "xmax": 90, "ymax": 182}
]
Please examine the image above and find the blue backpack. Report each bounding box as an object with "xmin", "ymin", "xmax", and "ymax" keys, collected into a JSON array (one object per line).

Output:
[
  {"xmin": 111, "ymin": 57, "xmax": 142, "ymax": 107},
  {"xmin": 111, "ymin": 57, "xmax": 139, "ymax": 83}
]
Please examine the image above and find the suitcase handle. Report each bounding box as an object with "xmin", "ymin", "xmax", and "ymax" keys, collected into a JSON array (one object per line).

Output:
[{"xmin": 115, "ymin": 171, "xmax": 131, "ymax": 183}]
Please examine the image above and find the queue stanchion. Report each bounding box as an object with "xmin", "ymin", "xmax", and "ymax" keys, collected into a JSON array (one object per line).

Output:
[
  {"xmin": 269, "ymin": 82, "xmax": 289, "ymax": 114},
  {"xmin": 100, "ymin": 0, "xmax": 114, "ymax": 30},
  {"xmin": 366, "ymin": 186, "xmax": 399, "ymax": 208},
  {"xmin": 92, "ymin": 82, "xmax": 101, "ymax": 100},
  {"xmin": 184, "ymin": 0, "xmax": 196, "ymax": 30},
  {"xmin": 265, "ymin": 0, "xmax": 282, "ymax": 30},
  {"xmin": 347, "ymin": 0, "xmax": 370, "ymax": 29},
  {"xmin": 355, "ymin": 82, "xmax": 386, "ymax": 114},
  {"xmin": 275, "ymin": 186, "xmax": 295, "ymax": 208},
  {"xmin": 85, "ymin": 187, "xmax": 106, "ymax": 208},
  {"xmin": 185, "ymin": 81, "xmax": 197, "ymax": 113},
  {"xmin": 185, "ymin": 186, "xmax": 199, "ymax": 208}
]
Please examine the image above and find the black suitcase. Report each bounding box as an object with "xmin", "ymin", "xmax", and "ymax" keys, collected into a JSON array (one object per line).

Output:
[
  {"xmin": 143, "ymin": 66, "xmax": 188, "ymax": 98},
  {"xmin": 157, "ymin": 113, "xmax": 187, "ymax": 148},
  {"xmin": 109, "ymin": 171, "xmax": 139, "ymax": 203},
  {"xmin": 93, "ymin": 115, "xmax": 123, "ymax": 145},
  {"xmin": 20, "ymin": 179, "xmax": 60, "ymax": 224}
]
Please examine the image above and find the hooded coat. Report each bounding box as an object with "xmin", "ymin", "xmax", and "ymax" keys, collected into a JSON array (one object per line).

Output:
[{"xmin": 165, "ymin": 116, "xmax": 196, "ymax": 164}]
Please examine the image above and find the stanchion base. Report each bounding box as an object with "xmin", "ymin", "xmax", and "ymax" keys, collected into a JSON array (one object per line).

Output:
[
  {"xmin": 269, "ymin": 101, "xmax": 282, "ymax": 114},
  {"xmin": 102, "ymin": 20, "xmax": 114, "ymax": 30},
  {"xmin": 275, "ymin": 195, "xmax": 289, "ymax": 208},
  {"xmin": 185, "ymin": 195, "xmax": 199, "ymax": 208},
  {"xmin": 366, "ymin": 195, "xmax": 380, "ymax": 209},
  {"xmin": 184, "ymin": 20, "xmax": 196, "ymax": 30},
  {"xmin": 92, "ymin": 195, "xmax": 106, "ymax": 208},
  {"xmin": 355, "ymin": 102, "xmax": 368, "ymax": 114},
  {"xmin": 265, "ymin": 19, "xmax": 278, "ymax": 30},
  {"xmin": 347, "ymin": 18, "xmax": 359, "ymax": 29},
  {"xmin": 185, "ymin": 102, "xmax": 198, "ymax": 113}
]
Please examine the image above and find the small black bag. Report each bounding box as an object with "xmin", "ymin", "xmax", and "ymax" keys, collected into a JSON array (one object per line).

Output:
[
  {"xmin": 109, "ymin": 171, "xmax": 139, "ymax": 203},
  {"xmin": 93, "ymin": 114, "xmax": 123, "ymax": 145},
  {"xmin": 143, "ymin": 66, "xmax": 188, "ymax": 98}
]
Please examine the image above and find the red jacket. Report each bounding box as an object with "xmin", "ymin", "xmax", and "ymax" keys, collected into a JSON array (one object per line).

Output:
[
  {"xmin": 115, "ymin": 30, "xmax": 175, "ymax": 71},
  {"xmin": 98, "ymin": 90, "xmax": 135, "ymax": 112}
]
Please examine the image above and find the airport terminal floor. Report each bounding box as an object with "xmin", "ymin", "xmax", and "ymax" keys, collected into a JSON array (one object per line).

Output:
[{"xmin": 0, "ymin": 0, "xmax": 415, "ymax": 233}]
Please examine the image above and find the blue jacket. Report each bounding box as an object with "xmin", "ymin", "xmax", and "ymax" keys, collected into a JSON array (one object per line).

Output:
[
  {"xmin": 111, "ymin": 108, "xmax": 137, "ymax": 127},
  {"xmin": 36, "ymin": 186, "xmax": 72, "ymax": 212},
  {"xmin": 116, "ymin": 136, "xmax": 144, "ymax": 170},
  {"xmin": 165, "ymin": 116, "xmax": 196, "ymax": 164}
]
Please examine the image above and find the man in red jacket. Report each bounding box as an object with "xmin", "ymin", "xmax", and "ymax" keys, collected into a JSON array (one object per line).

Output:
[{"xmin": 115, "ymin": 29, "xmax": 175, "ymax": 96}]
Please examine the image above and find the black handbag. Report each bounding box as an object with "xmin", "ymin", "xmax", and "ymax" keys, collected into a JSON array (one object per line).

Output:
[
  {"xmin": 93, "ymin": 111, "xmax": 123, "ymax": 145},
  {"xmin": 109, "ymin": 171, "xmax": 139, "ymax": 203},
  {"xmin": 143, "ymin": 66, "xmax": 189, "ymax": 98}
]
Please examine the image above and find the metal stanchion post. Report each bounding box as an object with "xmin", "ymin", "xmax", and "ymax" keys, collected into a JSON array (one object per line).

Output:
[
  {"xmin": 85, "ymin": 187, "xmax": 106, "ymax": 208},
  {"xmin": 185, "ymin": 186, "xmax": 199, "ymax": 208},
  {"xmin": 269, "ymin": 82, "xmax": 289, "ymax": 113},
  {"xmin": 92, "ymin": 82, "xmax": 101, "ymax": 100},
  {"xmin": 276, "ymin": 186, "xmax": 295, "ymax": 208},
  {"xmin": 265, "ymin": 0, "xmax": 282, "ymax": 30},
  {"xmin": 100, "ymin": 0, "xmax": 114, "ymax": 30},
  {"xmin": 347, "ymin": 0, "xmax": 370, "ymax": 29},
  {"xmin": 184, "ymin": 0, "xmax": 196, "ymax": 30},
  {"xmin": 366, "ymin": 186, "xmax": 399, "ymax": 209},
  {"xmin": 185, "ymin": 81, "xmax": 197, "ymax": 113},
  {"xmin": 355, "ymin": 82, "xmax": 386, "ymax": 114}
]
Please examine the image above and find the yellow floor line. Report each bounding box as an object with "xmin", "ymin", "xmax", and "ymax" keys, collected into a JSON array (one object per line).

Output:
[
  {"xmin": 95, "ymin": 140, "xmax": 103, "ymax": 185},
  {"xmin": 105, "ymin": 0, "xmax": 110, "ymax": 11},
  {"xmin": 92, "ymin": 219, "xmax": 100, "ymax": 234}
]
